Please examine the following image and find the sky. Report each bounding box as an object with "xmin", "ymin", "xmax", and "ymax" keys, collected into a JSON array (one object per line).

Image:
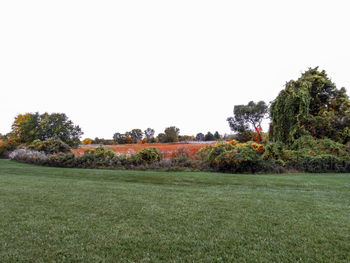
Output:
[{"xmin": 1, "ymin": 0, "xmax": 350, "ymax": 139}]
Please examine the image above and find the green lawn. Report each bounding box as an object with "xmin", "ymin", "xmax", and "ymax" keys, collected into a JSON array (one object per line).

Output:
[{"xmin": 0, "ymin": 159, "xmax": 350, "ymax": 262}]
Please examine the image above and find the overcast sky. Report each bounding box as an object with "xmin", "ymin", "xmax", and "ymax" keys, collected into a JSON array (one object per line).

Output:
[{"xmin": 1, "ymin": 0, "xmax": 349, "ymax": 139}]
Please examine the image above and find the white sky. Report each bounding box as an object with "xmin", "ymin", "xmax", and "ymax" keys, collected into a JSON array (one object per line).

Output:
[{"xmin": 1, "ymin": 0, "xmax": 350, "ymax": 139}]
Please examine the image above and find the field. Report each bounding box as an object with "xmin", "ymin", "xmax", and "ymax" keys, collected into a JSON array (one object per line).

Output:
[
  {"xmin": 72, "ymin": 142, "xmax": 214, "ymax": 158},
  {"xmin": 1, "ymin": 159, "xmax": 350, "ymax": 262}
]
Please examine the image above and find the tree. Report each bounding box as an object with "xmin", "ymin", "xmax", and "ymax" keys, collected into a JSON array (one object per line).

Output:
[
  {"xmin": 270, "ymin": 67, "xmax": 350, "ymax": 144},
  {"xmin": 214, "ymin": 131, "xmax": 221, "ymax": 140},
  {"xmin": 9, "ymin": 112, "xmax": 83, "ymax": 147},
  {"xmin": 204, "ymin": 132, "xmax": 215, "ymax": 141},
  {"xmin": 158, "ymin": 126, "xmax": 180, "ymax": 143},
  {"xmin": 196, "ymin": 133, "xmax": 205, "ymax": 141},
  {"xmin": 144, "ymin": 128, "xmax": 155, "ymax": 141},
  {"xmin": 113, "ymin": 132, "xmax": 126, "ymax": 144},
  {"xmin": 128, "ymin": 129, "xmax": 143, "ymax": 143},
  {"xmin": 227, "ymin": 101, "xmax": 268, "ymax": 143}
]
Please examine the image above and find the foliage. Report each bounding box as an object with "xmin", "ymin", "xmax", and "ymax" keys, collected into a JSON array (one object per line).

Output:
[
  {"xmin": 198, "ymin": 141, "xmax": 269, "ymax": 173},
  {"xmin": 291, "ymin": 155, "xmax": 350, "ymax": 173},
  {"xmin": 27, "ymin": 138, "xmax": 71, "ymax": 154},
  {"xmin": 9, "ymin": 112, "xmax": 83, "ymax": 147},
  {"xmin": 195, "ymin": 133, "xmax": 205, "ymax": 141},
  {"xmin": 124, "ymin": 136, "xmax": 134, "ymax": 144},
  {"xmin": 214, "ymin": 131, "xmax": 221, "ymax": 140},
  {"xmin": 144, "ymin": 128, "xmax": 155, "ymax": 141},
  {"xmin": 133, "ymin": 148, "xmax": 162, "ymax": 164},
  {"xmin": 204, "ymin": 132, "xmax": 215, "ymax": 141},
  {"xmin": 81, "ymin": 138, "xmax": 93, "ymax": 145},
  {"xmin": 178, "ymin": 135, "xmax": 194, "ymax": 142},
  {"xmin": 227, "ymin": 101, "xmax": 268, "ymax": 143},
  {"xmin": 9, "ymin": 148, "xmax": 49, "ymax": 164},
  {"xmin": 270, "ymin": 67, "xmax": 350, "ymax": 145},
  {"xmin": 158, "ymin": 126, "xmax": 180, "ymax": 143},
  {"xmin": 127, "ymin": 129, "xmax": 143, "ymax": 143},
  {"xmin": 233, "ymin": 130, "xmax": 255, "ymax": 143},
  {"xmin": 113, "ymin": 133, "xmax": 126, "ymax": 144}
]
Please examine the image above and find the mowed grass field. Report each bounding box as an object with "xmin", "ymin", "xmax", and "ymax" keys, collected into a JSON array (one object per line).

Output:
[{"xmin": 0, "ymin": 160, "xmax": 350, "ymax": 262}]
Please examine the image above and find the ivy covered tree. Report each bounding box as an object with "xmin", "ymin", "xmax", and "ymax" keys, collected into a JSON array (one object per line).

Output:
[
  {"xmin": 269, "ymin": 67, "xmax": 350, "ymax": 144},
  {"xmin": 227, "ymin": 101, "xmax": 268, "ymax": 143}
]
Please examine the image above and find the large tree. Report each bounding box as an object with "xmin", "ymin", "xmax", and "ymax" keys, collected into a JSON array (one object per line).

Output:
[
  {"xmin": 269, "ymin": 67, "xmax": 350, "ymax": 144},
  {"xmin": 128, "ymin": 129, "xmax": 143, "ymax": 143},
  {"xmin": 144, "ymin": 128, "xmax": 155, "ymax": 141},
  {"xmin": 158, "ymin": 126, "xmax": 180, "ymax": 143},
  {"xmin": 227, "ymin": 101, "xmax": 268, "ymax": 143},
  {"xmin": 9, "ymin": 112, "xmax": 83, "ymax": 147}
]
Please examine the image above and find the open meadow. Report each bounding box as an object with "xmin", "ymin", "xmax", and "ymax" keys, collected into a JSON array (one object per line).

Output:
[
  {"xmin": 1, "ymin": 159, "xmax": 350, "ymax": 262},
  {"xmin": 72, "ymin": 142, "xmax": 214, "ymax": 159}
]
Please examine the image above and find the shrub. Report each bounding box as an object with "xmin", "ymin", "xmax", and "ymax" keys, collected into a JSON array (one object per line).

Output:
[
  {"xmin": 0, "ymin": 139, "xmax": 18, "ymax": 158},
  {"xmin": 198, "ymin": 141, "xmax": 270, "ymax": 173},
  {"xmin": 133, "ymin": 148, "xmax": 162, "ymax": 164},
  {"xmin": 82, "ymin": 138, "xmax": 93, "ymax": 145},
  {"xmin": 27, "ymin": 138, "xmax": 71, "ymax": 154},
  {"xmin": 9, "ymin": 148, "xmax": 49, "ymax": 164},
  {"xmin": 262, "ymin": 142, "xmax": 286, "ymax": 163},
  {"xmin": 48, "ymin": 153, "xmax": 75, "ymax": 167},
  {"xmin": 290, "ymin": 154, "xmax": 350, "ymax": 173}
]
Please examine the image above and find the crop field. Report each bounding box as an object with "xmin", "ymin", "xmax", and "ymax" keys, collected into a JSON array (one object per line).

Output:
[
  {"xmin": 72, "ymin": 142, "xmax": 214, "ymax": 158},
  {"xmin": 1, "ymin": 159, "xmax": 350, "ymax": 262}
]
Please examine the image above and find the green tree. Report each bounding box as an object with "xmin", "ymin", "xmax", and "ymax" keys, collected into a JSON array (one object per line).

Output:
[
  {"xmin": 214, "ymin": 131, "xmax": 221, "ymax": 140},
  {"xmin": 196, "ymin": 133, "xmax": 205, "ymax": 141},
  {"xmin": 227, "ymin": 101, "xmax": 268, "ymax": 143},
  {"xmin": 269, "ymin": 67, "xmax": 350, "ymax": 144},
  {"xmin": 158, "ymin": 126, "xmax": 180, "ymax": 143},
  {"xmin": 128, "ymin": 129, "xmax": 143, "ymax": 143},
  {"xmin": 9, "ymin": 112, "xmax": 83, "ymax": 147},
  {"xmin": 204, "ymin": 132, "xmax": 215, "ymax": 141},
  {"xmin": 144, "ymin": 128, "xmax": 155, "ymax": 141},
  {"xmin": 113, "ymin": 132, "xmax": 126, "ymax": 144}
]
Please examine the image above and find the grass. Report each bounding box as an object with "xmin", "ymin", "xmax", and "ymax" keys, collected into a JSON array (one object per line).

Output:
[{"xmin": 0, "ymin": 159, "xmax": 350, "ymax": 262}]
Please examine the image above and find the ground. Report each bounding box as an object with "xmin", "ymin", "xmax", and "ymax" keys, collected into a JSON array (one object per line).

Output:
[
  {"xmin": 0, "ymin": 159, "xmax": 349, "ymax": 262},
  {"xmin": 72, "ymin": 142, "xmax": 214, "ymax": 158}
]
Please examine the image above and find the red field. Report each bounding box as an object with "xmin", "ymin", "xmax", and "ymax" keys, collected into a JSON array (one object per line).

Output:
[{"xmin": 72, "ymin": 142, "xmax": 215, "ymax": 159}]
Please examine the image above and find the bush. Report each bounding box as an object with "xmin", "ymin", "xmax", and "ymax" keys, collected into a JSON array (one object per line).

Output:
[
  {"xmin": 9, "ymin": 148, "xmax": 49, "ymax": 164},
  {"xmin": 290, "ymin": 154, "xmax": 350, "ymax": 173},
  {"xmin": 28, "ymin": 138, "xmax": 71, "ymax": 154},
  {"xmin": 133, "ymin": 148, "xmax": 162, "ymax": 164},
  {"xmin": 262, "ymin": 142, "xmax": 286, "ymax": 163},
  {"xmin": 0, "ymin": 139, "xmax": 18, "ymax": 158},
  {"xmin": 82, "ymin": 138, "xmax": 93, "ymax": 145},
  {"xmin": 198, "ymin": 141, "xmax": 271, "ymax": 173},
  {"xmin": 48, "ymin": 153, "xmax": 75, "ymax": 167}
]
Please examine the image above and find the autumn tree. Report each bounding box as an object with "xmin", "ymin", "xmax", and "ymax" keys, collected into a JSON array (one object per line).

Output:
[
  {"xmin": 227, "ymin": 101, "xmax": 268, "ymax": 143},
  {"xmin": 9, "ymin": 112, "xmax": 83, "ymax": 147}
]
